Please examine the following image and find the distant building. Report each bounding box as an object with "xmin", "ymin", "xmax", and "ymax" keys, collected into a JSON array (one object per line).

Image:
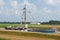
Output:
[
  {"xmin": 30, "ymin": 21, "xmax": 40, "ymax": 24},
  {"xmin": 37, "ymin": 22, "xmax": 40, "ymax": 25}
]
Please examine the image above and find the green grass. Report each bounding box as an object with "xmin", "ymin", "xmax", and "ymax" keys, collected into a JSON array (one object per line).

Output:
[
  {"xmin": 0, "ymin": 24, "xmax": 22, "ymax": 28},
  {"xmin": 0, "ymin": 24, "xmax": 60, "ymax": 28},
  {"xmin": 0, "ymin": 24, "xmax": 60, "ymax": 30},
  {"xmin": 0, "ymin": 38, "xmax": 8, "ymax": 40},
  {"xmin": 0, "ymin": 31, "xmax": 60, "ymax": 40}
]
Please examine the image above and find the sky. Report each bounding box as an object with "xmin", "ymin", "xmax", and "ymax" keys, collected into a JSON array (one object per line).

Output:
[{"xmin": 0, "ymin": 0, "xmax": 60, "ymax": 22}]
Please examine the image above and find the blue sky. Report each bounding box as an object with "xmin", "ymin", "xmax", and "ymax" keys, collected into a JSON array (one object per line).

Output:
[{"xmin": 0, "ymin": 0, "xmax": 60, "ymax": 22}]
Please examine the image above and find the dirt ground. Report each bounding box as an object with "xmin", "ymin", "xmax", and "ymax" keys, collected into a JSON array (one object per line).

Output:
[
  {"xmin": 0, "ymin": 28, "xmax": 57, "ymax": 40},
  {"xmin": 0, "ymin": 34, "xmax": 55, "ymax": 40}
]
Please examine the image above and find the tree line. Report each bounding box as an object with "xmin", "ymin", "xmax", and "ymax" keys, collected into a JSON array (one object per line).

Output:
[
  {"xmin": 0, "ymin": 22, "xmax": 30, "ymax": 24},
  {"xmin": 0, "ymin": 20, "xmax": 60, "ymax": 25},
  {"xmin": 41, "ymin": 20, "xmax": 60, "ymax": 25}
]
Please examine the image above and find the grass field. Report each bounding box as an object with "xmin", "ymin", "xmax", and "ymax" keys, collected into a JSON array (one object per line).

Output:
[{"xmin": 0, "ymin": 24, "xmax": 60, "ymax": 28}]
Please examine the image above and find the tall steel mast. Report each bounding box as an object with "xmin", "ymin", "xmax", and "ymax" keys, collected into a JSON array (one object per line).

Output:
[
  {"xmin": 22, "ymin": 0, "xmax": 28, "ymax": 29},
  {"xmin": 23, "ymin": 4, "xmax": 26, "ymax": 24}
]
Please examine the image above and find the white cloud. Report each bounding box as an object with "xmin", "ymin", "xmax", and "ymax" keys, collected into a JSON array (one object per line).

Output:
[
  {"xmin": 17, "ymin": 0, "xmax": 38, "ymax": 21},
  {"xmin": 24, "ymin": 0, "xmax": 37, "ymax": 14},
  {"xmin": 38, "ymin": 7, "xmax": 60, "ymax": 21},
  {"xmin": 0, "ymin": 0, "xmax": 4, "ymax": 6},
  {"xmin": 2, "ymin": 0, "xmax": 60, "ymax": 22},
  {"xmin": 0, "ymin": 10, "xmax": 2, "ymax": 14},
  {"xmin": 16, "ymin": 0, "xmax": 38, "ymax": 16},
  {"xmin": 4, "ymin": 0, "xmax": 37, "ymax": 18},
  {"xmin": 42, "ymin": 8, "xmax": 51, "ymax": 13},
  {"xmin": 46, "ymin": 0, "xmax": 54, "ymax": 5},
  {"xmin": 10, "ymin": 0, "xmax": 18, "ymax": 8},
  {"xmin": 38, "ymin": 0, "xmax": 60, "ymax": 5},
  {"xmin": 47, "ymin": 0, "xmax": 60, "ymax": 5}
]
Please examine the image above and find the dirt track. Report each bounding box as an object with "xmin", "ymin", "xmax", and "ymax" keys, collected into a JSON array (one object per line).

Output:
[{"xmin": 0, "ymin": 28, "xmax": 57, "ymax": 40}]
